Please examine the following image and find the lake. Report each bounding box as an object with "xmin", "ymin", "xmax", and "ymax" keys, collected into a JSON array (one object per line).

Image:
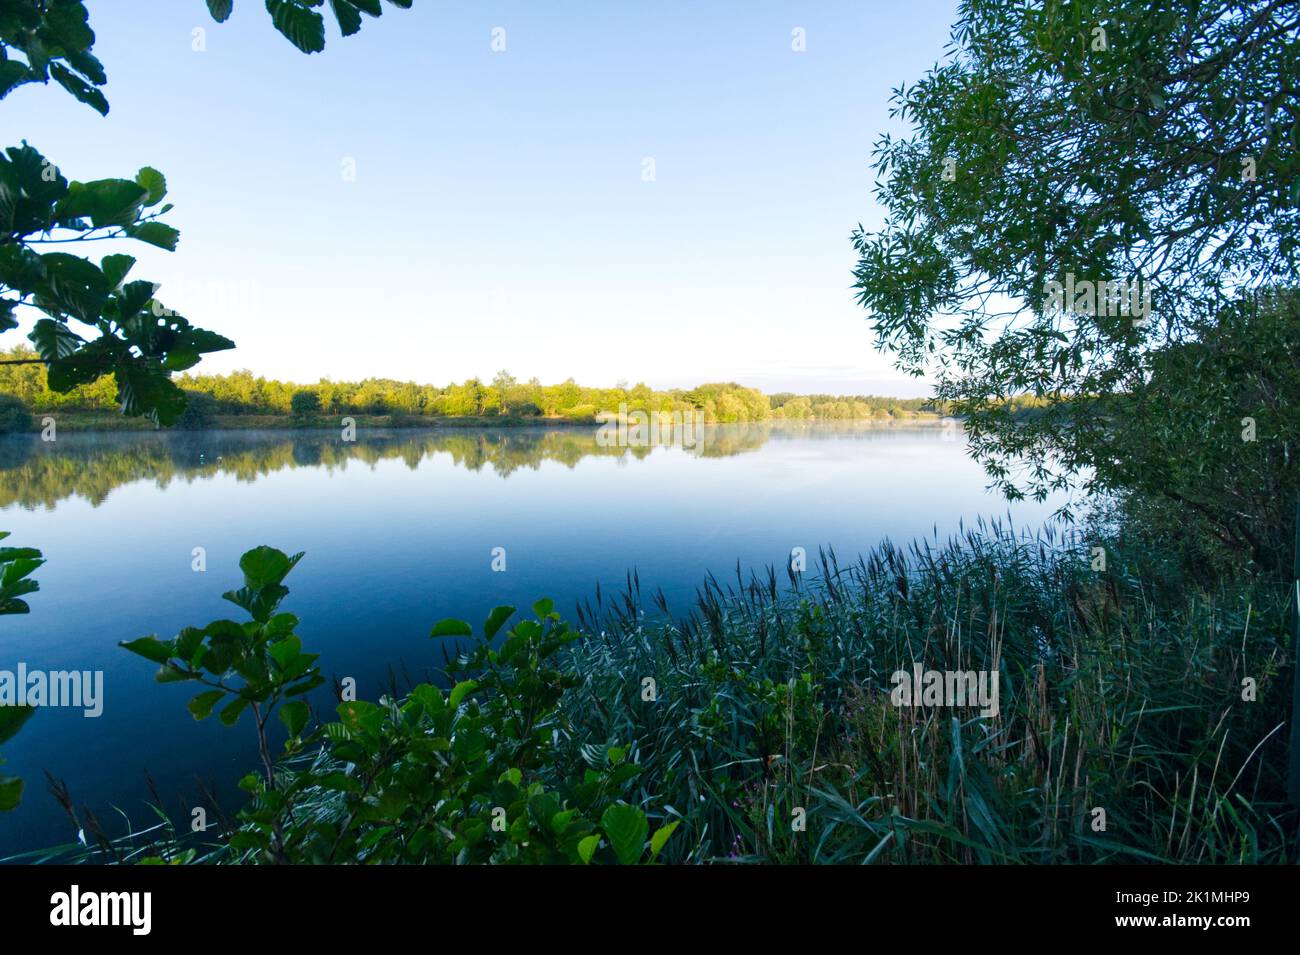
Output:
[{"xmin": 0, "ymin": 421, "xmax": 1063, "ymax": 856}]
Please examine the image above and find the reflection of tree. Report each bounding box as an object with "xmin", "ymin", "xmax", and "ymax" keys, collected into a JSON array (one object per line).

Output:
[{"xmin": 0, "ymin": 425, "xmax": 773, "ymax": 510}]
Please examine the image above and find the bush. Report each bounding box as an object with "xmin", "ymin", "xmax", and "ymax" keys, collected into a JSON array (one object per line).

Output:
[
  {"xmin": 290, "ymin": 390, "xmax": 321, "ymax": 416},
  {"xmin": 560, "ymin": 404, "xmax": 597, "ymax": 421},
  {"xmin": 175, "ymin": 391, "xmax": 217, "ymax": 431},
  {"xmin": 505, "ymin": 400, "xmax": 542, "ymax": 417},
  {"xmin": 120, "ymin": 548, "xmax": 678, "ymax": 865},
  {"xmin": 0, "ymin": 394, "xmax": 32, "ymax": 434}
]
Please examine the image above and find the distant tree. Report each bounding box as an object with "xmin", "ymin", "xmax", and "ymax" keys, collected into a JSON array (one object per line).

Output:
[
  {"xmin": 505, "ymin": 400, "xmax": 542, "ymax": 418},
  {"xmin": 176, "ymin": 390, "xmax": 217, "ymax": 431},
  {"xmin": 290, "ymin": 390, "xmax": 321, "ymax": 416},
  {"xmin": 467, "ymin": 378, "xmax": 488, "ymax": 416},
  {"xmin": 0, "ymin": 394, "xmax": 31, "ymax": 434},
  {"xmin": 490, "ymin": 370, "xmax": 516, "ymax": 416}
]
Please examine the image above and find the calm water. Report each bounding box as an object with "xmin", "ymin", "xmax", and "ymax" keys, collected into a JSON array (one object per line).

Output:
[{"xmin": 0, "ymin": 422, "xmax": 1061, "ymax": 856}]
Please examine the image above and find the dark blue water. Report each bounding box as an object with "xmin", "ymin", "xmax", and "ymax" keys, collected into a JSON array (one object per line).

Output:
[{"xmin": 0, "ymin": 423, "xmax": 1060, "ymax": 856}]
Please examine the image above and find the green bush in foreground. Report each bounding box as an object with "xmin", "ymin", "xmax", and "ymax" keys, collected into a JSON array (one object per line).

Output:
[{"xmin": 120, "ymin": 547, "xmax": 676, "ymax": 864}]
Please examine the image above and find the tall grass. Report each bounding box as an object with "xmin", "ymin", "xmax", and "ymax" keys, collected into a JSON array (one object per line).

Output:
[{"xmin": 564, "ymin": 517, "xmax": 1297, "ymax": 863}]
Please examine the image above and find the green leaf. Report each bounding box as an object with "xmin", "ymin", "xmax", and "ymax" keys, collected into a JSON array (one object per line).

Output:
[
  {"xmin": 155, "ymin": 663, "xmax": 194, "ymax": 684},
  {"xmin": 206, "ymin": 0, "xmax": 235, "ymax": 23},
  {"xmin": 239, "ymin": 546, "xmax": 301, "ymax": 588},
  {"xmin": 484, "ymin": 605, "xmax": 515, "ymax": 640},
  {"xmin": 135, "ymin": 167, "xmax": 167, "ymax": 205},
  {"xmin": 56, "ymin": 179, "xmax": 146, "ymax": 228},
  {"xmin": 0, "ymin": 775, "xmax": 23, "ymax": 811},
  {"xmin": 600, "ymin": 804, "xmax": 648, "ymax": 865},
  {"xmin": 410, "ymin": 683, "xmax": 444, "ymax": 714},
  {"xmin": 0, "ymin": 62, "xmax": 31, "ymax": 100},
  {"xmin": 648, "ymin": 820, "xmax": 680, "ymax": 860},
  {"xmin": 219, "ymin": 696, "xmax": 250, "ymax": 726},
  {"xmin": 126, "ymin": 222, "xmax": 180, "ymax": 251},
  {"xmin": 28, "ymin": 319, "xmax": 83, "ymax": 361},
  {"xmin": 100, "ymin": 254, "xmax": 136, "ymax": 289},
  {"xmin": 36, "ymin": 251, "xmax": 109, "ymax": 321},
  {"xmin": 120, "ymin": 636, "xmax": 174, "ymax": 665},
  {"xmin": 448, "ymin": 679, "xmax": 478, "ymax": 709},
  {"xmin": 330, "ymin": 0, "xmax": 363, "ymax": 36},
  {"xmin": 49, "ymin": 63, "xmax": 108, "ymax": 116},
  {"xmin": 577, "ymin": 834, "xmax": 600, "ymax": 864},
  {"xmin": 45, "ymin": 342, "xmax": 117, "ymax": 393},
  {"xmin": 266, "ymin": 0, "xmax": 327, "ymax": 54},
  {"xmin": 267, "ymin": 634, "xmax": 301, "ymax": 669},
  {"xmin": 0, "ymin": 705, "xmax": 35, "ymax": 745},
  {"xmin": 430, "ymin": 618, "xmax": 472, "ymax": 638},
  {"xmin": 115, "ymin": 364, "xmax": 187, "ymax": 424},
  {"xmin": 532, "ymin": 597, "xmax": 554, "ymax": 618},
  {"xmin": 498, "ymin": 767, "xmax": 522, "ymax": 787},
  {"xmin": 279, "ymin": 700, "xmax": 310, "ymax": 736},
  {"xmin": 187, "ymin": 690, "xmax": 225, "ymax": 721}
]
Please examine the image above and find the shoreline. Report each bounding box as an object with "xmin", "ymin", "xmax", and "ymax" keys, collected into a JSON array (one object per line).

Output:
[{"xmin": 6, "ymin": 411, "xmax": 948, "ymax": 434}]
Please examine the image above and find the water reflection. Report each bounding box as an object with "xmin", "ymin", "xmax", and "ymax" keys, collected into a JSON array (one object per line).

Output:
[{"xmin": 0, "ymin": 422, "xmax": 810, "ymax": 510}]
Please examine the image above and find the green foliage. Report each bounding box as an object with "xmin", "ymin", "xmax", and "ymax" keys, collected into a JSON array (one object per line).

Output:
[
  {"xmin": 0, "ymin": 1, "xmax": 108, "ymax": 113},
  {"xmin": 121, "ymin": 547, "xmax": 678, "ymax": 864},
  {"xmin": 0, "ymin": 1, "xmax": 231, "ymax": 425},
  {"xmin": 0, "ymin": 144, "xmax": 233, "ymax": 424},
  {"xmin": 1090, "ymin": 289, "xmax": 1300, "ymax": 575},
  {"xmin": 175, "ymin": 389, "xmax": 217, "ymax": 430},
  {"xmin": 0, "ymin": 530, "xmax": 41, "ymax": 615},
  {"xmin": 208, "ymin": 0, "xmax": 416, "ymax": 55},
  {"xmin": 0, "ymin": 391, "xmax": 28, "ymax": 432},
  {"xmin": 852, "ymin": 0, "xmax": 1299, "ymax": 507},
  {"xmin": 99, "ymin": 525, "xmax": 1297, "ymax": 865},
  {"xmin": 289, "ymin": 389, "xmax": 320, "ymax": 415},
  {"xmin": 563, "ymin": 522, "xmax": 1296, "ymax": 863},
  {"xmin": 0, "ymin": 0, "xmax": 418, "ymax": 426},
  {"xmin": 0, "ymin": 530, "xmax": 42, "ymax": 810},
  {"xmin": 0, "ymin": 352, "xmax": 933, "ymax": 423}
]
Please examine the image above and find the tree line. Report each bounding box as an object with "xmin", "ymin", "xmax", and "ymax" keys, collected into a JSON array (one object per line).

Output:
[{"xmin": 0, "ymin": 348, "xmax": 942, "ymax": 425}]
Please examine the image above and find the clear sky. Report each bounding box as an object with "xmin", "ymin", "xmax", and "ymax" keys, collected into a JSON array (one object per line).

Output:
[{"xmin": 7, "ymin": 0, "xmax": 958, "ymax": 396}]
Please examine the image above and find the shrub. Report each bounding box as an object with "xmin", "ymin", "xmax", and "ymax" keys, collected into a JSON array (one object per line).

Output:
[
  {"xmin": 505, "ymin": 400, "xmax": 542, "ymax": 417},
  {"xmin": 560, "ymin": 404, "xmax": 597, "ymax": 421},
  {"xmin": 121, "ymin": 547, "xmax": 678, "ymax": 864},
  {"xmin": 175, "ymin": 391, "xmax": 218, "ymax": 430},
  {"xmin": 290, "ymin": 390, "xmax": 321, "ymax": 416},
  {"xmin": 0, "ymin": 394, "xmax": 32, "ymax": 434}
]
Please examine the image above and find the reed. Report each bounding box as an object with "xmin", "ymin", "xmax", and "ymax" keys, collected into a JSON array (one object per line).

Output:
[{"xmin": 564, "ymin": 518, "xmax": 1297, "ymax": 863}]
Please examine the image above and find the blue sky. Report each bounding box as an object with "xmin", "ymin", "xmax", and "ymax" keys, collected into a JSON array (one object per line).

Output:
[{"xmin": 7, "ymin": 0, "xmax": 958, "ymax": 395}]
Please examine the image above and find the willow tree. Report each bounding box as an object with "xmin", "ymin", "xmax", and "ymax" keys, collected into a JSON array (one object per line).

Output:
[{"xmin": 852, "ymin": 0, "xmax": 1299, "ymax": 544}]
